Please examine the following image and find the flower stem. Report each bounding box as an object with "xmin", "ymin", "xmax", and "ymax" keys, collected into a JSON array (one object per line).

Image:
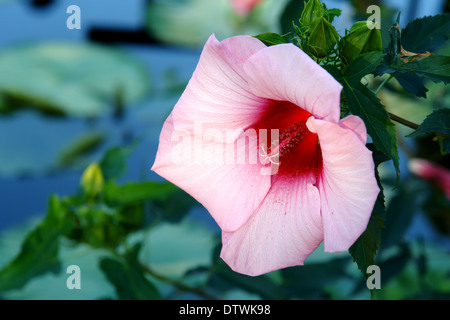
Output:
[
  {"xmin": 375, "ymin": 74, "xmax": 393, "ymax": 95},
  {"xmin": 140, "ymin": 262, "xmax": 218, "ymax": 300},
  {"xmin": 374, "ymin": 75, "xmax": 420, "ymax": 130},
  {"xmin": 388, "ymin": 112, "xmax": 420, "ymax": 130}
]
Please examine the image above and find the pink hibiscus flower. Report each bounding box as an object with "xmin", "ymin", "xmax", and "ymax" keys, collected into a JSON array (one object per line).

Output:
[
  {"xmin": 152, "ymin": 34, "xmax": 380, "ymax": 276},
  {"xmin": 409, "ymin": 159, "xmax": 450, "ymax": 199},
  {"xmin": 230, "ymin": 0, "xmax": 264, "ymax": 15}
]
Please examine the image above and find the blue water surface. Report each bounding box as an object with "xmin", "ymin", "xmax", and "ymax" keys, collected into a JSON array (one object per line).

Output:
[{"xmin": 0, "ymin": 0, "xmax": 203, "ymax": 230}]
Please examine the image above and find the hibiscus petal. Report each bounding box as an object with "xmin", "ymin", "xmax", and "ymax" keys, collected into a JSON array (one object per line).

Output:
[
  {"xmin": 339, "ymin": 115, "xmax": 367, "ymax": 144},
  {"xmin": 306, "ymin": 116, "xmax": 380, "ymax": 252},
  {"xmin": 242, "ymin": 44, "xmax": 342, "ymax": 123},
  {"xmin": 171, "ymin": 34, "xmax": 269, "ymax": 134},
  {"xmin": 152, "ymin": 35, "xmax": 280, "ymax": 232},
  {"xmin": 220, "ymin": 174, "xmax": 323, "ymax": 276},
  {"xmin": 152, "ymin": 114, "xmax": 271, "ymax": 233}
]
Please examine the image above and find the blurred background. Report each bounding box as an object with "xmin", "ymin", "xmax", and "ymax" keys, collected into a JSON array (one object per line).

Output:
[{"xmin": 0, "ymin": 0, "xmax": 449, "ymax": 300}]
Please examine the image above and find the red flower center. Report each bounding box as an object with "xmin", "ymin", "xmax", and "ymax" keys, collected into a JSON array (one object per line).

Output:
[{"xmin": 254, "ymin": 100, "xmax": 323, "ymax": 179}]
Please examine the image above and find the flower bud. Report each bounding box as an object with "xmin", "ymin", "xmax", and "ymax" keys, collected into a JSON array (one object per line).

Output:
[
  {"xmin": 307, "ymin": 17, "xmax": 339, "ymax": 58},
  {"xmin": 81, "ymin": 162, "xmax": 104, "ymax": 198},
  {"xmin": 300, "ymin": 0, "xmax": 324, "ymax": 28},
  {"xmin": 340, "ymin": 21, "xmax": 382, "ymax": 64}
]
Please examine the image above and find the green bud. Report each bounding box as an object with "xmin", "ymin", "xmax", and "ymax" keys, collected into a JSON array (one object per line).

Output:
[
  {"xmin": 81, "ymin": 162, "xmax": 104, "ymax": 198},
  {"xmin": 308, "ymin": 17, "xmax": 339, "ymax": 58},
  {"xmin": 300, "ymin": 0, "xmax": 324, "ymax": 28},
  {"xmin": 340, "ymin": 21, "xmax": 383, "ymax": 64}
]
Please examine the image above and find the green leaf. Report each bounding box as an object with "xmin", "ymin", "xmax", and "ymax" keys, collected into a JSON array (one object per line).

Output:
[
  {"xmin": 342, "ymin": 52, "xmax": 386, "ymax": 83},
  {"xmin": 0, "ymin": 195, "xmax": 72, "ymax": 292},
  {"xmin": 0, "ymin": 43, "xmax": 150, "ymax": 117},
  {"xmin": 407, "ymin": 109, "xmax": 450, "ymax": 137},
  {"xmin": 342, "ymin": 81, "xmax": 400, "ymax": 175},
  {"xmin": 104, "ymin": 181, "xmax": 184, "ymax": 205},
  {"xmin": 349, "ymin": 143, "xmax": 387, "ymax": 297},
  {"xmin": 392, "ymin": 55, "xmax": 450, "ymax": 85},
  {"xmin": 279, "ymin": 0, "xmax": 305, "ymax": 34},
  {"xmin": 377, "ymin": 244, "xmax": 412, "ymax": 285},
  {"xmin": 376, "ymin": 15, "xmax": 450, "ymax": 96},
  {"xmin": 99, "ymin": 244, "xmax": 162, "ymax": 300},
  {"xmin": 329, "ymin": 57, "xmax": 399, "ymax": 174},
  {"xmin": 392, "ymin": 71, "xmax": 428, "ymax": 98},
  {"xmin": 254, "ymin": 33, "xmax": 289, "ymax": 47},
  {"xmin": 104, "ymin": 180, "xmax": 196, "ymax": 223},
  {"xmin": 281, "ymin": 257, "xmax": 350, "ymax": 299},
  {"xmin": 401, "ymin": 14, "xmax": 450, "ymax": 53},
  {"xmin": 381, "ymin": 180, "xmax": 421, "ymax": 250},
  {"xmin": 99, "ymin": 145, "xmax": 135, "ymax": 182},
  {"xmin": 321, "ymin": 2, "xmax": 341, "ymax": 24},
  {"xmin": 208, "ymin": 243, "xmax": 285, "ymax": 300},
  {"xmin": 443, "ymin": 139, "xmax": 450, "ymax": 154},
  {"xmin": 407, "ymin": 109, "xmax": 450, "ymax": 153}
]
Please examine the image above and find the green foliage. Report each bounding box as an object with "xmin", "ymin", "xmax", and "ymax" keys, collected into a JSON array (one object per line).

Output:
[
  {"xmin": 254, "ymin": 33, "xmax": 289, "ymax": 47},
  {"xmin": 342, "ymin": 51, "xmax": 386, "ymax": 82},
  {"xmin": 381, "ymin": 181, "xmax": 423, "ymax": 250},
  {"xmin": 401, "ymin": 14, "xmax": 450, "ymax": 53},
  {"xmin": 285, "ymin": 4, "xmax": 447, "ymax": 288},
  {"xmin": 349, "ymin": 143, "xmax": 388, "ymax": 298},
  {"xmin": 343, "ymin": 81, "xmax": 400, "ymax": 174},
  {"xmin": 207, "ymin": 243, "xmax": 285, "ymax": 300},
  {"xmin": 99, "ymin": 144, "xmax": 136, "ymax": 181},
  {"xmin": 289, "ymin": 0, "xmax": 341, "ymax": 60},
  {"xmin": 0, "ymin": 195, "xmax": 72, "ymax": 292},
  {"xmin": 376, "ymin": 14, "xmax": 450, "ymax": 98},
  {"xmin": 99, "ymin": 244, "xmax": 162, "ymax": 300},
  {"xmin": 281, "ymin": 257, "xmax": 351, "ymax": 299},
  {"xmin": 331, "ymin": 52, "xmax": 400, "ymax": 175},
  {"xmin": 408, "ymin": 109, "xmax": 450, "ymax": 153},
  {"xmin": 279, "ymin": 0, "xmax": 305, "ymax": 35},
  {"xmin": 0, "ymin": 145, "xmax": 198, "ymax": 297}
]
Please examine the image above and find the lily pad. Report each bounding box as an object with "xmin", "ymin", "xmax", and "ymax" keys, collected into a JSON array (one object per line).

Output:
[
  {"xmin": 0, "ymin": 42, "xmax": 151, "ymax": 117},
  {"xmin": 139, "ymin": 217, "xmax": 217, "ymax": 278}
]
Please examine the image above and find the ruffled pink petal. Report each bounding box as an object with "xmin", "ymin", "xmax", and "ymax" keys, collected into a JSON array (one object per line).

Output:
[
  {"xmin": 306, "ymin": 116, "xmax": 379, "ymax": 252},
  {"xmin": 152, "ymin": 114, "xmax": 271, "ymax": 233},
  {"xmin": 339, "ymin": 115, "xmax": 367, "ymax": 144},
  {"xmin": 171, "ymin": 34, "xmax": 269, "ymax": 134},
  {"xmin": 220, "ymin": 173, "xmax": 323, "ymax": 276},
  {"xmin": 242, "ymin": 44, "xmax": 342, "ymax": 123},
  {"xmin": 153, "ymin": 35, "xmax": 278, "ymax": 232}
]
